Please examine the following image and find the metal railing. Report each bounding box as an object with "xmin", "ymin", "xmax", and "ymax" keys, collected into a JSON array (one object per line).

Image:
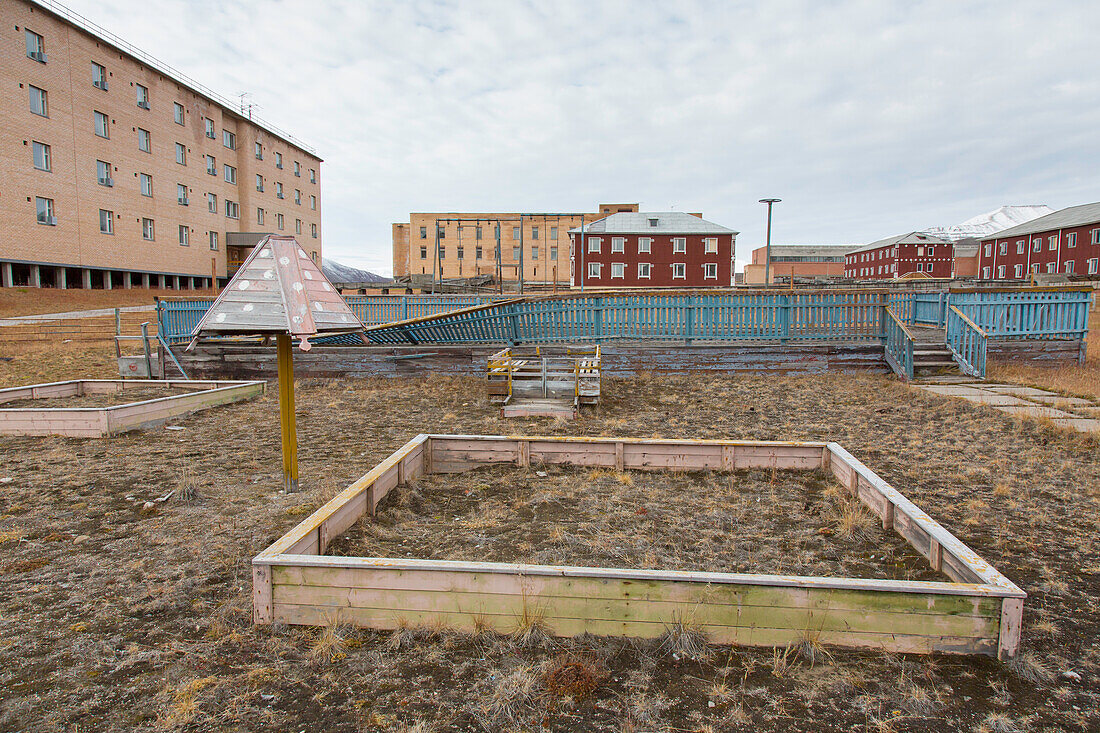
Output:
[
  {"xmin": 946, "ymin": 306, "xmax": 987, "ymax": 378},
  {"xmin": 883, "ymin": 308, "xmax": 915, "ymax": 380}
]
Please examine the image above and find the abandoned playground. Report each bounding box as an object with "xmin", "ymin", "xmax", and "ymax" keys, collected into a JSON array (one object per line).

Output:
[{"xmin": 0, "ymin": 276, "xmax": 1098, "ymax": 732}]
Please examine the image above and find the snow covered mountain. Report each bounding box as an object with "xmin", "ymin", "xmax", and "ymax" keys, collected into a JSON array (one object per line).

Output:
[
  {"xmin": 321, "ymin": 259, "xmax": 392, "ymax": 284},
  {"xmin": 922, "ymin": 205, "xmax": 1054, "ymax": 242}
]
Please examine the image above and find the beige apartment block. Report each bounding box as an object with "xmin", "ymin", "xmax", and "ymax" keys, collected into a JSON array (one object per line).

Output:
[
  {"xmin": 0, "ymin": 0, "xmax": 322, "ymax": 289},
  {"xmin": 393, "ymin": 204, "xmax": 640, "ymax": 287}
]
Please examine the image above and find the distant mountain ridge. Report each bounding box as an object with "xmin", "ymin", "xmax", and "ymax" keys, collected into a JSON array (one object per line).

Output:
[
  {"xmin": 922, "ymin": 205, "xmax": 1054, "ymax": 242},
  {"xmin": 321, "ymin": 259, "xmax": 392, "ymax": 284}
]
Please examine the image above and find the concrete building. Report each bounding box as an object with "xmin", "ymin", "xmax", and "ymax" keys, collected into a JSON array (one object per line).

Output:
[
  {"xmin": 743, "ymin": 244, "xmax": 855, "ymax": 285},
  {"xmin": 976, "ymin": 201, "xmax": 1100, "ymax": 280},
  {"xmin": 1, "ymin": 0, "xmax": 322, "ymax": 290},
  {"xmin": 569, "ymin": 212, "xmax": 737, "ymax": 289},
  {"xmin": 392, "ymin": 204, "xmax": 640, "ymax": 288},
  {"xmin": 844, "ymin": 232, "xmax": 953, "ymax": 280}
]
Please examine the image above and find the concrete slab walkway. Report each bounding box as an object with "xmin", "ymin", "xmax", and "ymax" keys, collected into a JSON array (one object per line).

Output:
[{"xmin": 915, "ymin": 381, "xmax": 1100, "ymax": 433}]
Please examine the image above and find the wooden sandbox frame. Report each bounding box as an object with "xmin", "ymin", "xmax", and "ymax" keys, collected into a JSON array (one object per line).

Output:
[
  {"xmin": 0, "ymin": 379, "xmax": 265, "ymax": 437},
  {"xmin": 253, "ymin": 435, "xmax": 1025, "ymax": 659}
]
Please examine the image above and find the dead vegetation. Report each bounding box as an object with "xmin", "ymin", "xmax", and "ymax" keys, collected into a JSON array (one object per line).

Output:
[{"xmin": 0, "ymin": 350, "xmax": 1099, "ymax": 731}]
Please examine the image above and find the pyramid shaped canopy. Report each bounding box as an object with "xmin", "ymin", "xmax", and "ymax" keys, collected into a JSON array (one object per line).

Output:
[{"xmin": 189, "ymin": 235, "xmax": 361, "ymax": 350}]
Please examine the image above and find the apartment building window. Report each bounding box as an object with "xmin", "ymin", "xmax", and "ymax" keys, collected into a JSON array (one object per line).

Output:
[
  {"xmin": 209, "ymin": 231, "xmax": 218, "ymax": 251},
  {"xmin": 512, "ymin": 226, "xmax": 520, "ymax": 240},
  {"xmin": 475, "ymin": 246, "xmax": 483, "ymax": 259},
  {"xmin": 275, "ymin": 182, "xmax": 284, "ymax": 199},
  {"xmin": 419, "ymin": 246, "xmax": 428, "ymax": 259},
  {"xmin": 204, "ymin": 118, "xmax": 215, "ymax": 138},
  {"xmin": 310, "ymin": 195, "xmax": 317, "ymax": 211},
  {"xmin": 96, "ymin": 160, "xmax": 113, "ymax": 186},
  {"xmin": 997, "ymin": 264, "xmax": 1006, "ymax": 278},
  {"xmin": 226, "ymin": 200, "xmax": 240, "ymax": 219},
  {"xmin": 206, "ymin": 155, "xmax": 216, "ymax": 175},
  {"xmin": 309, "ymin": 168, "xmax": 316, "ymax": 183},
  {"xmin": 311, "ymin": 223, "xmax": 317, "ymax": 238},
  {"xmin": 29, "ymin": 86, "xmax": 48, "ymax": 116},
  {"xmin": 224, "ymin": 164, "xmax": 236, "ymax": 184},
  {"xmin": 92, "ymin": 62, "xmax": 108, "ymax": 90},
  {"xmin": 1046, "ymin": 262, "xmax": 1056, "ymax": 273},
  {"xmin": 255, "ymin": 174, "xmax": 264, "ymax": 192},
  {"xmin": 672, "ymin": 238, "xmax": 686, "ymax": 253},
  {"xmin": 982, "ymin": 266, "xmax": 991, "ymax": 279},
  {"xmin": 294, "ymin": 161, "xmax": 300, "ymax": 177},
  {"xmin": 142, "ymin": 218, "xmax": 155, "ymax": 240},
  {"xmin": 512, "ymin": 246, "xmax": 521, "ymax": 260},
  {"xmin": 178, "ymin": 225, "xmax": 189, "ymax": 246},
  {"xmin": 419, "ymin": 226, "xmax": 427, "ymax": 239},
  {"xmin": 648, "ymin": 218, "xmax": 659, "ymax": 227},
  {"xmin": 294, "ymin": 189, "xmax": 301, "ymax": 205},
  {"xmin": 138, "ymin": 128, "xmax": 151, "ymax": 153},
  {"xmin": 99, "ymin": 209, "xmax": 113, "ymax": 234},
  {"xmin": 275, "ymin": 152, "xmax": 283, "ymax": 169},
  {"xmin": 998, "ymin": 242, "xmax": 1007, "ymax": 255},
  {"xmin": 927, "ymin": 246, "xmax": 934, "ymax": 256},
  {"xmin": 611, "ymin": 237, "xmax": 625, "ymax": 253},
  {"xmin": 550, "ymin": 226, "xmax": 558, "ymax": 239},
  {"xmin": 295, "ymin": 219, "xmax": 302, "ymax": 235},
  {"xmin": 456, "ymin": 245, "xmax": 463, "ymax": 259},
  {"xmin": 549, "ymin": 246, "xmax": 557, "ymax": 259},
  {"xmin": 32, "ymin": 141, "xmax": 51, "ymax": 171},
  {"xmin": 916, "ymin": 246, "xmax": 924, "ymax": 257},
  {"xmin": 588, "ymin": 237, "xmax": 601, "ymax": 253},
  {"xmin": 588, "ymin": 262, "xmax": 601, "ymax": 279},
  {"xmin": 1031, "ymin": 239, "xmax": 1040, "ymax": 253},
  {"xmin": 704, "ymin": 263, "xmax": 718, "ymax": 279},
  {"xmin": 25, "ymin": 29, "xmax": 46, "ymax": 62},
  {"xmin": 1067, "ymin": 232, "xmax": 1077, "ymax": 248},
  {"xmin": 173, "ymin": 102, "xmax": 185, "ymax": 125},
  {"xmin": 611, "ymin": 262, "xmax": 625, "ymax": 278},
  {"xmin": 207, "ymin": 193, "xmax": 217, "ymax": 212},
  {"xmin": 1088, "ymin": 258, "xmax": 1098, "ymax": 275},
  {"xmin": 704, "ymin": 238, "xmax": 718, "ymax": 254},
  {"xmin": 140, "ymin": 173, "xmax": 152, "ymax": 197},
  {"xmin": 1014, "ymin": 264, "xmax": 1023, "ymax": 278},
  {"xmin": 1092, "ymin": 229, "xmax": 1100, "ymax": 245},
  {"xmin": 438, "ymin": 245, "xmax": 446, "ymax": 259},
  {"xmin": 254, "ymin": 141, "xmax": 263, "ymax": 160},
  {"xmin": 672, "ymin": 263, "xmax": 686, "ymax": 279},
  {"xmin": 94, "ymin": 111, "xmax": 109, "ymax": 138},
  {"xmin": 175, "ymin": 142, "xmax": 186, "ymax": 165},
  {"xmin": 223, "ymin": 130, "xmax": 235, "ymax": 149},
  {"xmin": 257, "ymin": 208, "xmax": 265, "ymax": 226},
  {"xmin": 177, "ymin": 184, "xmax": 188, "ymax": 206},
  {"xmin": 638, "ymin": 237, "xmax": 652, "ymax": 253},
  {"xmin": 1016, "ymin": 241, "xmax": 1025, "ymax": 254},
  {"xmin": 1064, "ymin": 260, "xmax": 1074, "ymax": 274},
  {"xmin": 136, "ymin": 84, "xmax": 150, "ymax": 109},
  {"xmin": 638, "ymin": 263, "xmax": 651, "ymax": 279},
  {"xmin": 531, "ymin": 226, "xmax": 539, "ymax": 240},
  {"xmin": 275, "ymin": 212, "xmax": 283, "ymax": 229},
  {"xmin": 437, "ymin": 226, "xmax": 445, "ymax": 239}
]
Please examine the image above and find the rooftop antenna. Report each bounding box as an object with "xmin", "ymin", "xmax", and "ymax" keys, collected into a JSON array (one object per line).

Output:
[{"xmin": 237, "ymin": 91, "xmax": 256, "ymax": 119}]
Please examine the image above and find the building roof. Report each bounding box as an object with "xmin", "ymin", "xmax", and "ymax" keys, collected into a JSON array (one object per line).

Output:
[
  {"xmin": 848, "ymin": 232, "xmax": 951, "ymax": 255},
  {"xmin": 752, "ymin": 244, "xmax": 860, "ymax": 256},
  {"xmin": 189, "ymin": 236, "xmax": 360, "ymax": 349},
  {"xmin": 30, "ymin": 0, "xmax": 319, "ymax": 159},
  {"xmin": 978, "ymin": 201, "xmax": 1100, "ymax": 241},
  {"xmin": 570, "ymin": 212, "xmax": 738, "ymax": 235}
]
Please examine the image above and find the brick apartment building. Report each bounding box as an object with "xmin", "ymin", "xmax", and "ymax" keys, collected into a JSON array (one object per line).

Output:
[
  {"xmin": 844, "ymin": 232, "xmax": 952, "ymax": 280},
  {"xmin": 392, "ymin": 203, "xmax": 640, "ymax": 287},
  {"xmin": 0, "ymin": 0, "xmax": 322, "ymax": 290},
  {"xmin": 743, "ymin": 244, "xmax": 855, "ymax": 284},
  {"xmin": 976, "ymin": 201, "xmax": 1100, "ymax": 280},
  {"xmin": 569, "ymin": 212, "xmax": 737, "ymax": 288}
]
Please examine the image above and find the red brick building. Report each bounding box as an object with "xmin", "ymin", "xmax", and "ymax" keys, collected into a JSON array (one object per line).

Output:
[
  {"xmin": 844, "ymin": 232, "xmax": 952, "ymax": 280},
  {"xmin": 569, "ymin": 212, "xmax": 737, "ymax": 288},
  {"xmin": 977, "ymin": 202, "xmax": 1100, "ymax": 280}
]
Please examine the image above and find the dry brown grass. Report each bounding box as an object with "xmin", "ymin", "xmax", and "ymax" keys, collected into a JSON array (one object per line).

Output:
[
  {"xmin": 0, "ymin": 286, "xmax": 210, "ymax": 318},
  {"xmin": 987, "ymin": 303, "xmax": 1100, "ymax": 400}
]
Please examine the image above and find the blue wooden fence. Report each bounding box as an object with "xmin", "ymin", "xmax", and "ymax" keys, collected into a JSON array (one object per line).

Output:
[{"xmin": 883, "ymin": 309, "xmax": 915, "ymax": 380}]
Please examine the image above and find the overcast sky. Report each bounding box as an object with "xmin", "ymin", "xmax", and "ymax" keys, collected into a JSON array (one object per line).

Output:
[{"xmin": 66, "ymin": 0, "xmax": 1100, "ymax": 275}]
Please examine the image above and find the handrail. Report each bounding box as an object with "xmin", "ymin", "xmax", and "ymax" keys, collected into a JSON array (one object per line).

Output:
[
  {"xmin": 883, "ymin": 307, "xmax": 914, "ymax": 380},
  {"xmin": 157, "ymin": 333, "xmax": 190, "ymax": 379},
  {"xmin": 949, "ymin": 306, "xmax": 987, "ymax": 338},
  {"xmin": 945, "ymin": 306, "xmax": 987, "ymax": 378}
]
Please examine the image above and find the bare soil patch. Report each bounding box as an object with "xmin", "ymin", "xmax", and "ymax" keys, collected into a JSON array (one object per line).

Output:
[
  {"xmin": 1, "ymin": 386, "xmax": 193, "ymax": 409},
  {"xmin": 1, "ymin": 364, "xmax": 1098, "ymax": 732},
  {"xmin": 0, "ymin": 287, "xmax": 210, "ymax": 319},
  {"xmin": 331, "ymin": 465, "xmax": 937, "ymax": 582}
]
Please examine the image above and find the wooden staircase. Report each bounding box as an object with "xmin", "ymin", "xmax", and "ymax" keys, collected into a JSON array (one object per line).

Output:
[{"xmin": 910, "ymin": 327, "xmax": 964, "ymax": 379}]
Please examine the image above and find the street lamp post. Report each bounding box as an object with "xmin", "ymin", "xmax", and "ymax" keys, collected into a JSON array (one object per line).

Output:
[{"xmin": 759, "ymin": 198, "xmax": 781, "ymax": 286}]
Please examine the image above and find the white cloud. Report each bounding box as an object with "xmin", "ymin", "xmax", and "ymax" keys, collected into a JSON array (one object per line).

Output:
[{"xmin": 67, "ymin": 0, "xmax": 1100, "ymax": 277}]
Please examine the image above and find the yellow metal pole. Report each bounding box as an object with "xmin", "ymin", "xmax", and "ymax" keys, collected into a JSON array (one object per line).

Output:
[{"xmin": 276, "ymin": 333, "xmax": 299, "ymax": 493}]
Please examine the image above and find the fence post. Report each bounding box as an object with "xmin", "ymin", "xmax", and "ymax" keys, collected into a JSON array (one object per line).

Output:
[
  {"xmin": 685, "ymin": 296, "xmax": 695, "ymax": 345},
  {"xmin": 595, "ymin": 297, "xmax": 604, "ymax": 343},
  {"xmin": 780, "ymin": 294, "xmax": 790, "ymax": 343}
]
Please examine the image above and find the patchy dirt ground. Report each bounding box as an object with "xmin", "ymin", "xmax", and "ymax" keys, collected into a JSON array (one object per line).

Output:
[
  {"xmin": 1, "ymin": 365, "xmax": 1099, "ymax": 732},
  {"xmin": 0, "ymin": 387, "xmax": 193, "ymax": 409},
  {"xmin": 331, "ymin": 465, "xmax": 938, "ymax": 583}
]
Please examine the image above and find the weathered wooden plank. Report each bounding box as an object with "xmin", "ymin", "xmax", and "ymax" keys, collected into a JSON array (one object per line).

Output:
[
  {"xmin": 253, "ymin": 565, "xmax": 273, "ymax": 623},
  {"xmin": 998, "ymin": 597, "xmax": 1023, "ymax": 660}
]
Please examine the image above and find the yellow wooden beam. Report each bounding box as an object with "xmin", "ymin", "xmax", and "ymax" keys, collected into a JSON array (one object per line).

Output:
[{"xmin": 277, "ymin": 334, "xmax": 299, "ymax": 493}]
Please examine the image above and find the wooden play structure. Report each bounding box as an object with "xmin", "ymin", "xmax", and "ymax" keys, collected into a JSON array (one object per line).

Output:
[
  {"xmin": 0, "ymin": 379, "xmax": 263, "ymax": 437},
  {"xmin": 253, "ymin": 434, "xmax": 1025, "ymax": 659},
  {"xmin": 487, "ymin": 345, "xmax": 600, "ymax": 418},
  {"xmin": 187, "ymin": 235, "xmax": 363, "ymax": 492}
]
